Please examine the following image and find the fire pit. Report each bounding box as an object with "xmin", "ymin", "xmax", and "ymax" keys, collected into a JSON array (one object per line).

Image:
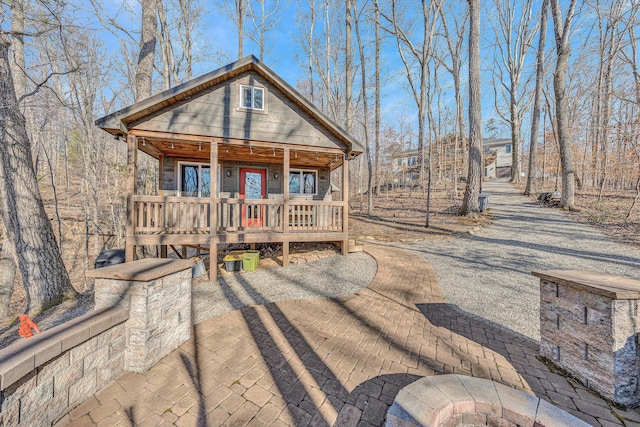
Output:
[{"xmin": 386, "ymin": 375, "xmax": 589, "ymax": 427}]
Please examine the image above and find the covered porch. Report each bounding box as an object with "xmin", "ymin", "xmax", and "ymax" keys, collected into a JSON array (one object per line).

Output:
[{"xmin": 125, "ymin": 129, "xmax": 351, "ymax": 279}]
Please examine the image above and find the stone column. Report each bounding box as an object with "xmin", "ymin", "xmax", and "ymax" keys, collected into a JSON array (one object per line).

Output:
[
  {"xmin": 534, "ymin": 270, "xmax": 640, "ymax": 407},
  {"xmin": 87, "ymin": 258, "xmax": 195, "ymax": 373}
]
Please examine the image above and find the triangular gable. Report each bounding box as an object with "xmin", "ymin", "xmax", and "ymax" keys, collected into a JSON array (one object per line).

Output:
[{"xmin": 96, "ymin": 55, "xmax": 363, "ymax": 155}]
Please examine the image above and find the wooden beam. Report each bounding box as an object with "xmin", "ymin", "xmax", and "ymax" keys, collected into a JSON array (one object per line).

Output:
[
  {"xmin": 342, "ymin": 154, "xmax": 349, "ymax": 256},
  {"xmin": 169, "ymin": 245, "xmax": 183, "ymax": 258},
  {"xmin": 128, "ymin": 231, "xmax": 344, "ymax": 246},
  {"xmin": 212, "ymin": 136, "xmax": 344, "ymax": 154},
  {"xmin": 282, "ymin": 240, "xmax": 289, "ymax": 267},
  {"xmin": 210, "ymin": 141, "xmax": 219, "ymax": 280},
  {"xmin": 126, "ymin": 134, "xmax": 138, "ymax": 262},
  {"xmin": 283, "ymin": 148, "xmax": 290, "ymax": 267},
  {"xmin": 128, "ymin": 129, "xmax": 345, "ymax": 154},
  {"xmin": 158, "ymin": 155, "xmax": 164, "ymax": 196}
]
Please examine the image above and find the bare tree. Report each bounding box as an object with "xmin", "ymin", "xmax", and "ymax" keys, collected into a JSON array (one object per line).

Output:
[
  {"xmin": 136, "ymin": 0, "xmax": 157, "ymax": 100},
  {"xmin": 354, "ymin": 0, "xmax": 373, "ymax": 215},
  {"xmin": 297, "ymin": 0, "xmax": 316, "ymax": 103},
  {"xmin": 383, "ymin": 0, "xmax": 444, "ymax": 186},
  {"xmin": 490, "ymin": 0, "xmax": 538, "ymax": 184},
  {"xmin": 345, "ymin": 0, "xmax": 354, "ymax": 133},
  {"xmin": 592, "ymin": 0, "xmax": 627, "ymax": 200},
  {"xmin": 460, "ymin": 0, "xmax": 482, "ymax": 216},
  {"xmin": 525, "ymin": 0, "xmax": 549, "ymax": 196},
  {"xmin": 549, "ymin": 0, "xmax": 578, "ymax": 210},
  {"xmin": 246, "ymin": 0, "xmax": 280, "ymax": 61},
  {"xmin": 0, "ymin": 31, "xmax": 77, "ymax": 313},
  {"xmin": 236, "ymin": 0, "xmax": 246, "ymax": 58},
  {"xmin": 374, "ymin": 0, "xmax": 382, "ymax": 196},
  {"xmin": 157, "ymin": 0, "xmax": 178, "ymax": 90},
  {"xmin": 437, "ymin": 3, "xmax": 468, "ymax": 194}
]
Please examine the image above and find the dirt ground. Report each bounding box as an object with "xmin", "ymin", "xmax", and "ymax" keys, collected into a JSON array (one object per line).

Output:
[{"xmin": 349, "ymin": 187, "xmax": 490, "ymax": 243}]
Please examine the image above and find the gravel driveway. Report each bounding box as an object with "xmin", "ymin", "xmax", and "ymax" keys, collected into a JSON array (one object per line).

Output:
[
  {"xmin": 402, "ymin": 179, "xmax": 640, "ymax": 341},
  {"xmin": 192, "ymin": 252, "xmax": 377, "ymax": 324}
]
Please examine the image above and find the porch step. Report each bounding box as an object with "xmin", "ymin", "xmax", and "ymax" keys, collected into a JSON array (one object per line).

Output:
[{"xmin": 348, "ymin": 238, "xmax": 363, "ymax": 253}]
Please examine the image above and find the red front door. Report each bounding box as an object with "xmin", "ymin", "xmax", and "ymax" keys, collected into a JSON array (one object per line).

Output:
[{"xmin": 239, "ymin": 168, "xmax": 267, "ymax": 227}]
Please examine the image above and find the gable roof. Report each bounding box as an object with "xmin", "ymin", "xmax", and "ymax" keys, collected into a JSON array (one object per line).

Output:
[{"xmin": 96, "ymin": 55, "xmax": 363, "ymax": 155}]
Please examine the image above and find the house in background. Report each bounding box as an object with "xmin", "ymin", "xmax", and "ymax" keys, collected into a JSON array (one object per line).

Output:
[
  {"xmin": 483, "ymin": 138, "xmax": 512, "ymax": 179},
  {"xmin": 96, "ymin": 55, "xmax": 363, "ymax": 278},
  {"xmin": 391, "ymin": 149, "xmax": 420, "ymax": 185}
]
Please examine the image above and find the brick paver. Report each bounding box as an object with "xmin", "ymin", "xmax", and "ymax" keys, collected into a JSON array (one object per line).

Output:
[{"xmin": 59, "ymin": 244, "xmax": 640, "ymax": 426}]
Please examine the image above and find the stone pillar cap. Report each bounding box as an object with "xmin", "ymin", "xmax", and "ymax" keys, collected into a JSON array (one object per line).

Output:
[{"xmin": 86, "ymin": 258, "xmax": 195, "ymax": 281}]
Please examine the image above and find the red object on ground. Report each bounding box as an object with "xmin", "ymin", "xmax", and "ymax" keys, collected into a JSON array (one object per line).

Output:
[{"xmin": 18, "ymin": 314, "xmax": 41, "ymax": 338}]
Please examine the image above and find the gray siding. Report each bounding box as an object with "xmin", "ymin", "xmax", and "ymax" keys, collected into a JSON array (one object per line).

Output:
[
  {"xmin": 163, "ymin": 157, "xmax": 176, "ymax": 195},
  {"xmin": 136, "ymin": 72, "xmax": 347, "ymax": 151},
  {"xmin": 162, "ymin": 158, "xmax": 330, "ymax": 201}
]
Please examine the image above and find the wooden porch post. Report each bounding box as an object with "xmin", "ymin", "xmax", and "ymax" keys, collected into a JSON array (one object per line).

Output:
[
  {"xmin": 126, "ymin": 134, "xmax": 138, "ymax": 262},
  {"xmin": 210, "ymin": 140, "xmax": 219, "ymax": 280},
  {"xmin": 158, "ymin": 154, "xmax": 167, "ymax": 258},
  {"xmin": 283, "ymin": 148, "xmax": 290, "ymax": 266},
  {"xmin": 342, "ymin": 154, "xmax": 349, "ymax": 255}
]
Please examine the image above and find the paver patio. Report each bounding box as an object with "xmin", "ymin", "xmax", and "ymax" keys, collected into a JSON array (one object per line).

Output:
[{"xmin": 59, "ymin": 244, "xmax": 640, "ymax": 426}]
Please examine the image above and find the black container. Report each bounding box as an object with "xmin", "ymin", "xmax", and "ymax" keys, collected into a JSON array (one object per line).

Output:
[
  {"xmin": 94, "ymin": 249, "xmax": 126, "ymax": 269},
  {"xmin": 224, "ymin": 260, "xmax": 242, "ymax": 272}
]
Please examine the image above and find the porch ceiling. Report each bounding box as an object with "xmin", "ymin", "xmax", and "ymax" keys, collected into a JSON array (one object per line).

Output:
[{"xmin": 137, "ymin": 135, "xmax": 344, "ymax": 169}]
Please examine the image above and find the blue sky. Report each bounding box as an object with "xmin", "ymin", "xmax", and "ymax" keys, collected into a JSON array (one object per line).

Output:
[{"xmin": 84, "ymin": 0, "xmax": 575, "ymax": 147}]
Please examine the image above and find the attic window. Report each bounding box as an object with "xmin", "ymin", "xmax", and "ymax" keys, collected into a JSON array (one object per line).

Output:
[{"xmin": 240, "ymin": 85, "xmax": 264, "ymax": 110}]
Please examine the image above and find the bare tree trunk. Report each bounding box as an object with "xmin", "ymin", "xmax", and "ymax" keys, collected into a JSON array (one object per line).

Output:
[
  {"xmin": 136, "ymin": 0, "xmax": 157, "ymax": 100},
  {"xmin": 0, "ymin": 198, "xmax": 16, "ymax": 319},
  {"xmin": 0, "ymin": 33, "xmax": 77, "ymax": 314},
  {"xmin": 157, "ymin": 0, "xmax": 176, "ymax": 90},
  {"xmin": 354, "ymin": 2, "xmax": 373, "ymax": 215},
  {"xmin": 461, "ymin": 0, "xmax": 482, "ymax": 216},
  {"xmin": 525, "ymin": 0, "xmax": 548, "ymax": 196},
  {"xmin": 0, "ymin": 0, "xmax": 27, "ymax": 314},
  {"xmin": 0, "ymin": 253, "xmax": 16, "ymax": 318},
  {"xmin": 345, "ymin": 0, "xmax": 353, "ymax": 133},
  {"xmin": 549, "ymin": 0, "xmax": 578, "ymax": 210},
  {"xmin": 374, "ymin": 0, "xmax": 381, "ymax": 196},
  {"xmin": 10, "ymin": 0, "xmax": 26, "ymax": 100},
  {"xmin": 307, "ymin": 0, "xmax": 315, "ymax": 103},
  {"xmin": 510, "ymin": 92, "xmax": 521, "ymax": 183}
]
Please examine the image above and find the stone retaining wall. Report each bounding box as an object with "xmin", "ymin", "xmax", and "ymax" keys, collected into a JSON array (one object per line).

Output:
[
  {"xmin": 0, "ymin": 258, "xmax": 195, "ymax": 426},
  {"xmin": 0, "ymin": 307, "xmax": 128, "ymax": 426},
  {"xmin": 534, "ymin": 270, "xmax": 640, "ymax": 407}
]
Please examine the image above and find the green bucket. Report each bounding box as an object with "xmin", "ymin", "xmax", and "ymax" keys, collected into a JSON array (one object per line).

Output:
[{"xmin": 242, "ymin": 250, "xmax": 260, "ymax": 271}]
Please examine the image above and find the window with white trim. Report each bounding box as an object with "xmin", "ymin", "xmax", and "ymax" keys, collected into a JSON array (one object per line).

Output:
[
  {"xmin": 289, "ymin": 169, "xmax": 317, "ymax": 195},
  {"xmin": 240, "ymin": 85, "xmax": 264, "ymax": 110}
]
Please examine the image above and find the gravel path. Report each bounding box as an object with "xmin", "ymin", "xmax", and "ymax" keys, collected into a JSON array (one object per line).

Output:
[
  {"xmin": 402, "ymin": 179, "xmax": 640, "ymax": 342},
  {"xmin": 191, "ymin": 252, "xmax": 377, "ymax": 324}
]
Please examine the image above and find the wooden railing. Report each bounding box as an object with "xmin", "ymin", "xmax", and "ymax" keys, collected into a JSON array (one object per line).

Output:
[
  {"xmin": 289, "ymin": 200, "xmax": 343, "ymax": 231},
  {"xmin": 135, "ymin": 196, "xmax": 210, "ymax": 233},
  {"xmin": 133, "ymin": 196, "xmax": 344, "ymax": 234},
  {"xmin": 217, "ymin": 198, "xmax": 283, "ymax": 232}
]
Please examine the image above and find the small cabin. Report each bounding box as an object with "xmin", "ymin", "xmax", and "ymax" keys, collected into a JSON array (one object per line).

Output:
[{"xmin": 96, "ymin": 56, "xmax": 363, "ymax": 279}]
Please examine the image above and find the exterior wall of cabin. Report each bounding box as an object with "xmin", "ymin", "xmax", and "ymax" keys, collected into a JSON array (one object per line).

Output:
[
  {"xmin": 162, "ymin": 156, "xmax": 177, "ymax": 194},
  {"xmin": 160, "ymin": 156, "xmax": 333, "ymax": 201},
  {"xmin": 134, "ymin": 72, "xmax": 348, "ymax": 152}
]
